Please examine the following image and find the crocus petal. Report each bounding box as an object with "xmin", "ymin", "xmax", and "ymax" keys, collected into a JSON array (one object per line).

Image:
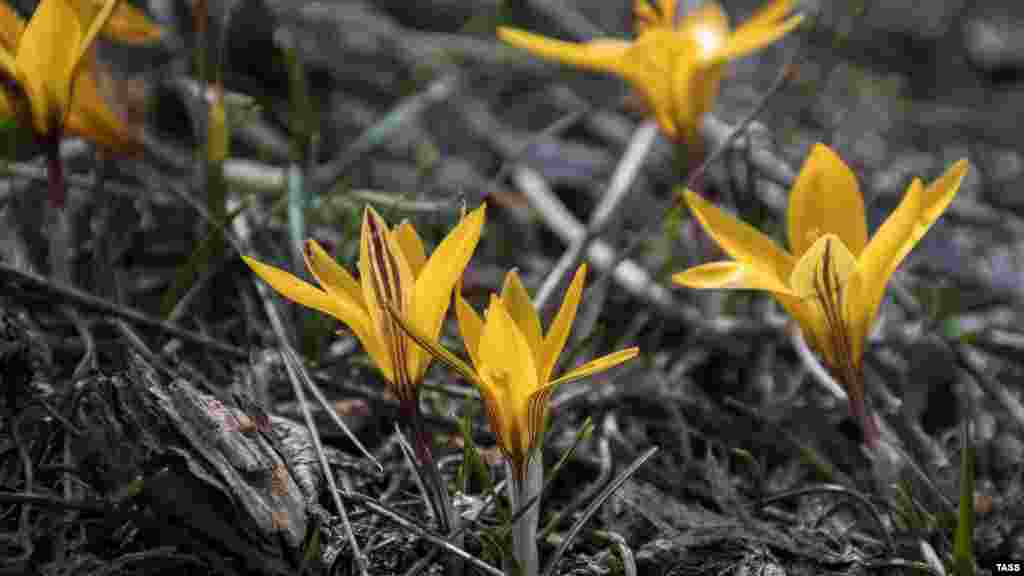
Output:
[
  {"xmin": 0, "ymin": 48, "xmax": 21, "ymax": 94},
  {"xmin": 477, "ymin": 371, "xmax": 512, "ymax": 463},
  {"xmin": 774, "ymin": 292, "xmax": 826, "ymax": 351},
  {"xmin": 788, "ymin": 233, "xmax": 858, "ymax": 300},
  {"xmin": 498, "ymin": 28, "xmax": 631, "ymax": 75},
  {"xmin": 360, "ymin": 206, "xmax": 417, "ymax": 389},
  {"xmin": 478, "ymin": 298, "xmax": 539, "ymax": 463},
  {"xmin": 500, "ymin": 270, "xmax": 543, "ymax": 359},
  {"xmin": 714, "ymin": 13, "xmax": 802, "ymax": 63},
  {"xmin": 524, "ymin": 382, "xmax": 556, "ymax": 469},
  {"xmin": 632, "ymin": 0, "xmax": 677, "ymax": 31},
  {"xmin": 852, "ymin": 178, "xmax": 922, "ymax": 347},
  {"xmin": 672, "ymin": 261, "xmax": 794, "ymax": 294},
  {"xmin": 737, "ymin": 0, "xmax": 794, "ymax": 31},
  {"xmin": 670, "ymin": 52, "xmax": 721, "ymax": 143},
  {"xmin": 842, "ymin": 269, "xmax": 871, "ymax": 368},
  {"xmin": 412, "ymin": 203, "xmax": 485, "ymax": 345},
  {"xmin": 906, "ymin": 159, "xmax": 970, "ymax": 256},
  {"xmin": 685, "ymin": 188, "xmax": 795, "ymax": 283},
  {"xmin": 656, "ymin": 0, "xmax": 677, "ymax": 27},
  {"xmin": 242, "ymin": 255, "xmax": 376, "ymax": 351},
  {"xmin": 787, "ymin": 144, "xmax": 868, "ymax": 258},
  {"xmin": 64, "ymin": 63, "xmax": 140, "ymax": 153},
  {"xmin": 394, "ymin": 221, "xmax": 427, "ymax": 278},
  {"xmin": 538, "ymin": 264, "xmax": 586, "ymax": 385},
  {"xmin": 618, "ymin": 28, "xmax": 690, "ymax": 139},
  {"xmin": 304, "ymin": 239, "xmax": 363, "ymax": 308},
  {"xmin": 104, "ymin": 2, "xmax": 162, "ymax": 43},
  {"xmin": 634, "ymin": 0, "xmax": 662, "ymax": 33},
  {"xmin": 0, "ymin": 3, "xmax": 25, "ymax": 51},
  {"xmin": 301, "ymin": 240, "xmax": 392, "ymax": 382},
  {"xmin": 71, "ymin": 0, "xmax": 119, "ymax": 82},
  {"xmin": 787, "ymin": 234, "xmax": 858, "ymax": 368},
  {"xmin": 17, "ymin": 0, "xmax": 82, "ymax": 133},
  {"xmin": 852, "ymin": 159, "xmax": 968, "ymax": 350},
  {"xmin": 548, "ymin": 347, "xmax": 639, "ymax": 387},
  {"xmin": 455, "ymin": 295, "xmax": 484, "ymax": 369},
  {"xmin": 714, "ymin": 0, "xmax": 802, "ymax": 63}
]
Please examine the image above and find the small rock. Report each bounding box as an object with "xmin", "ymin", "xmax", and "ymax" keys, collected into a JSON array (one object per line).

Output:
[
  {"xmin": 991, "ymin": 433, "xmax": 1024, "ymax": 475},
  {"xmin": 964, "ymin": 11, "xmax": 1024, "ymax": 73}
]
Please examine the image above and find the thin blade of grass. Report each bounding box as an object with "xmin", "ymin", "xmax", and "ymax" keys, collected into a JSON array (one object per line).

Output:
[
  {"xmin": 952, "ymin": 417, "xmax": 975, "ymax": 576},
  {"xmin": 541, "ymin": 446, "xmax": 658, "ymax": 576}
]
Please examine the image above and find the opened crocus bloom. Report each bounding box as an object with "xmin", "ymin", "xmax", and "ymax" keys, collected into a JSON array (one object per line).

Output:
[
  {"xmin": 389, "ymin": 264, "xmax": 638, "ymax": 480},
  {"xmin": 673, "ymin": 144, "xmax": 968, "ymax": 445},
  {"xmin": 498, "ymin": 0, "xmax": 802, "ymax": 142},
  {"xmin": 243, "ymin": 205, "xmax": 486, "ymax": 408}
]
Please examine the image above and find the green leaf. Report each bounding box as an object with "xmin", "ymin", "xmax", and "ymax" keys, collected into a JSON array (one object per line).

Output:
[
  {"xmin": 952, "ymin": 418, "xmax": 976, "ymax": 576},
  {"xmin": 459, "ymin": 413, "xmax": 498, "ymax": 499},
  {"xmin": 385, "ymin": 301, "xmax": 482, "ymax": 387}
]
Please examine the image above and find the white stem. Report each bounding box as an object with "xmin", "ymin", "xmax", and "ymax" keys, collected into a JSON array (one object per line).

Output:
[{"xmin": 507, "ymin": 456, "xmax": 542, "ymax": 576}]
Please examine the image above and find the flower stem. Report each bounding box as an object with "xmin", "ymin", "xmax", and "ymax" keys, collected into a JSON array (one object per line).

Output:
[
  {"xmin": 46, "ymin": 135, "xmax": 70, "ymax": 285},
  {"xmin": 403, "ymin": 401, "xmax": 457, "ymax": 533},
  {"xmin": 507, "ymin": 456, "xmax": 542, "ymax": 576}
]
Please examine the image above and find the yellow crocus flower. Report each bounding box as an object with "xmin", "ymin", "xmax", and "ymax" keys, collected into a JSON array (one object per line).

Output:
[
  {"xmin": 0, "ymin": 0, "xmax": 161, "ymax": 153},
  {"xmin": 498, "ymin": 0, "xmax": 802, "ymax": 142},
  {"xmin": 389, "ymin": 264, "xmax": 638, "ymax": 480},
  {"xmin": 242, "ymin": 205, "xmax": 486, "ymax": 407},
  {"xmin": 673, "ymin": 144, "xmax": 968, "ymax": 444}
]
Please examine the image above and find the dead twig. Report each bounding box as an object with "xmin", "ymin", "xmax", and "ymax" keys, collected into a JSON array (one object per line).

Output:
[
  {"xmin": 534, "ymin": 120, "xmax": 659, "ymax": 314},
  {"xmin": 342, "ymin": 491, "xmax": 504, "ymax": 576},
  {"xmin": 0, "ymin": 263, "xmax": 248, "ymax": 360}
]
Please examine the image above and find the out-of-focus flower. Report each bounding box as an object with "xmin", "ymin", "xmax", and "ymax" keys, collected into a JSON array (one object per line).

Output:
[
  {"xmin": 0, "ymin": 0, "xmax": 162, "ymax": 154},
  {"xmin": 498, "ymin": 0, "xmax": 802, "ymax": 142}
]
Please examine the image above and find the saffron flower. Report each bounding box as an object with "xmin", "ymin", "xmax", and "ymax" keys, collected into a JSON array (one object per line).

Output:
[
  {"xmin": 245, "ymin": 205, "xmax": 485, "ymax": 534},
  {"xmin": 498, "ymin": 0, "xmax": 802, "ymax": 142},
  {"xmin": 387, "ymin": 264, "xmax": 637, "ymax": 575},
  {"xmin": 0, "ymin": 0, "xmax": 160, "ymax": 151},
  {"xmin": 391, "ymin": 264, "xmax": 639, "ymax": 479},
  {"xmin": 673, "ymin": 144, "xmax": 968, "ymax": 445},
  {"xmin": 242, "ymin": 205, "xmax": 486, "ymax": 407},
  {"xmin": 0, "ymin": 0, "xmax": 163, "ymax": 207}
]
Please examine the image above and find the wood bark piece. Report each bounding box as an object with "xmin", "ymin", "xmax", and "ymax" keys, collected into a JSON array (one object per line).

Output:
[{"xmin": 72, "ymin": 352, "xmax": 331, "ymax": 575}]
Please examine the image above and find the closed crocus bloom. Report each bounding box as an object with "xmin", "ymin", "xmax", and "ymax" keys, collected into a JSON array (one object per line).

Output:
[
  {"xmin": 498, "ymin": 0, "xmax": 802, "ymax": 143},
  {"xmin": 390, "ymin": 264, "xmax": 639, "ymax": 480},
  {"xmin": 458, "ymin": 266, "xmax": 638, "ymax": 478},
  {"xmin": 673, "ymin": 144, "xmax": 968, "ymax": 446},
  {"xmin": 242, "ymin": 205, "xmax": 486, "ymax": 408}
]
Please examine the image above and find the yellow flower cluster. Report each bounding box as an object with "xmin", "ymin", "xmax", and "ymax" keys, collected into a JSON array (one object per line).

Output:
[
  {"xmin": 239, "ymin": 2, "xmax": 969, "ymax": 570},
  {"xmin": 244, "ymin": 206, "xmax": 638, "ymax": 478},
  {"xmin": 499, "ymin": 0, "xmax": 970, "ymax": 446}
]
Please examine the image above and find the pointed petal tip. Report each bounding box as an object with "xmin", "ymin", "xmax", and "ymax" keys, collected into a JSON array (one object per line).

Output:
[{"xmin": 548, "ymin": 346, "xmax": 640, "ymax": 387}]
